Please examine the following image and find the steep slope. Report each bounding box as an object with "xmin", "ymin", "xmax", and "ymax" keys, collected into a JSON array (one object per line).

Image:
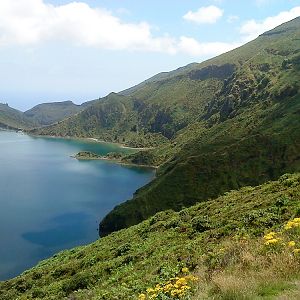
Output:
[
  {"xmin": 99, "ymin": 17, "xmax": 300, "ymax": 234},
  {"xmin": 24, "ymin": 101, "xmax": 84, "ymax": 126},
  {"xmin": 0, "ymin": 173, "xmax": 299, "ymax": 299},
  {"xmin": 0, "ymin": 103, "xmax": 35, "ymax": 129}
]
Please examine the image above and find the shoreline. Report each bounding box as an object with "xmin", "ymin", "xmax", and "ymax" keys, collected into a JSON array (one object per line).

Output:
[
  {"xmin": 28, "ymin": 133, "xmax": 152, "ymax": 151},
  {"xmin": 27, "ymin": 133, "xmax": 158, "ymax": 169},
  {"xmin": 71, "ymin": 155, "xmax": 158, "ymax": 169},
  {"xmin": 85, "ymin": 137, "xmax": 153, "ymax": 151}
]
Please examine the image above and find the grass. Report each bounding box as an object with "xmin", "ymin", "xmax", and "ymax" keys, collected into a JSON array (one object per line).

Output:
[{"xmin": 0, "ymin": 173, "xmax": 299, "ymax": 299}]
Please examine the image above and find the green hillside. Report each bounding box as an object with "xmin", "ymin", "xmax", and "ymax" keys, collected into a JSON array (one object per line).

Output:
[
  {"xmin": 30, "ymin": 18, "xmax": 300, "ymax": 236},
  {"xmin": 99, "ymin": 17, "xmax": 300, "ymax": 234},
  {"xmin": 1, "ymin": 173, "xmax": 300, "ymax": 299},
  {"xmin": 0, "ymin": 103, "xmax": 35, "ymax": 130},
  {"xmin": 24, "ymin": 101, "xmax": 84, "ymax": 126}
]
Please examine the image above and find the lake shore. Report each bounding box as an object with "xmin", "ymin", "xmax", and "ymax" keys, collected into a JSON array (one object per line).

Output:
[
  {"xmin": 28, "ymin": 133, "xmax": 152, "ymax": 151},
  {"xmin": 85, "ymin": 137, "xmax": 153, "ymax": 151},
  {"xmin": 71, "ymin": 151, "xmax": 158, "ymax": 169},
  {"xmin": 28, "ymin": 133, "xmax": 158, "ymax": 169}
]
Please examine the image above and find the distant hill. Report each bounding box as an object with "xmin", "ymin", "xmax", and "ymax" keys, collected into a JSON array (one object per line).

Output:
[
  {"xmin": 30, "ymin": 17, "xmax": 300, "ymax": 236},
  {"xmin": 0, "ymin": 100, "xmax": 97, "ymax": 130},
  {"xmin": 24, "ymin": 100, "xmax": 84, "ymax": 126},
  {"xmin": 0, "ymin": 103, "xmax": 34, "ymax": 129}
]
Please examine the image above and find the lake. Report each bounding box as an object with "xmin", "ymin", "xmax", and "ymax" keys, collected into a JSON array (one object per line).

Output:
[{"xmin": 0, "ymin": 131, "xmax": 154, "ymax": 280}]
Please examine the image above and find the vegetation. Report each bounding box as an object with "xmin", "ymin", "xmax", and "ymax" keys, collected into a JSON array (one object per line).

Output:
[
  {"xmin": 24, "ymin": 101, "xmax": 85, "ymax": 126},
  {"xmin": 99, "ymin": 17, "xmax": 300, "ymax": 234},
  {"xmin": 74, "ymin": 151, "xmax": 124, "ymax": 161},
  {"xmin": 0, "ymin": 173, "xmax": 300, "ymax": 299},
  {"xmin": 0, "ymin": 103, "xmax": 35, "ymax": 129},
  {"xmin": 0, "ymin": 100, "xmax": 95, "ymax": 130}
]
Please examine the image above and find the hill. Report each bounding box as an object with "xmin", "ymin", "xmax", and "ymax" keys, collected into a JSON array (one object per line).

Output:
[
  {"xmin": 0, "ymin": 103, "xmax": 35, "ymax": 129},
  {"xmin": 0, "ymin": 100, "xmax": 95, "ymax": 130},
  {"xmin": 0, "ymin": 173, "xmax": 299, "ymax": 299},
  {"xmin": 24, "ymin": 101, "xmax": 84, "ymax": 126},
  {"xmin": 98, "ymin": 17, "xmax": 300, "ymax": 234}
]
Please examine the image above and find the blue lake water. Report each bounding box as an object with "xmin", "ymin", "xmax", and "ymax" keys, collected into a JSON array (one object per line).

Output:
[{"xmin": 0, "ymin": 131, "xmax": 154, "ymax": 280}]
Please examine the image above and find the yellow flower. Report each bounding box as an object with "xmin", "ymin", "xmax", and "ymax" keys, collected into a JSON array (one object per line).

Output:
[
  {"xmin": 293, "ymin": 248, "xmax": 300, "ymax": 254},
  {"xmin": 163, "ymin": 283, "xmax": 173, "ymax": 292},
  {"xmin": 288, "ymin": 241, "xmax": 296, "ymax": 247},
  {"xmin": 264, "ymin": 232, "xmax": 277, "ymax": 240},
  {"xmin": 176, "ymin": 277, "xmax": 188, "ymax": 286},
  {"xmin": 182, "ymin": 267, "xmax": 189, "ymax": 273},
  {"xmin": 146, "ymin": 287, "xmax": 155, "ymax": 294},
  {"xmin": 138, "ymin": 293, "xmax": 146, "ymax": 300},
  {"xmin": 284, "ymin": 218, "xmax": 300, "ymax": 230},
  {"xmin": 264, "ymin": 238, "xmax": 279, "ymax": 245}
]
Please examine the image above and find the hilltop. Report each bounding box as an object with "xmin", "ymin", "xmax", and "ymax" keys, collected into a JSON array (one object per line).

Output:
[
  {"xmin": 24, "ymin": 101, "xmax": 84, "ymax": 126},
  {"xmin": 0, "ymin": 103, "xmax": 35, "ymax": 130},
  {"xmin": 0, "ymin": 100, "xmax": 97, "ymax": 130}
]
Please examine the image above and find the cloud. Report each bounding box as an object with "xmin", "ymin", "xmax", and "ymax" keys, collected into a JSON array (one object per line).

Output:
[
  {"xmin": 183, "ymin": 5, "xmax": 223, "ymax": 24},
  {"xmin": 178, "ymin": 36, "xmax": 241, "ymax": 56},
  {"xmin": 240, "ymin": 6, "xmax": 300, "ymax": 41},
  {"xmin": 0, "ymin": 0, "xmax": 297, "ymax": 61},
  {"xmin": 0, "ymin": 0, "xmax": 176, "ymax": 53}
]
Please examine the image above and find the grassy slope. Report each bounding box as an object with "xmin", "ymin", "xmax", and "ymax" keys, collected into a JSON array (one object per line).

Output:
[
  {"xmin": 0, "ymin": 173, "xmax": 299, "ymax": 299},
  {"xmin": 99, "ymin": 18, "xmax": 300, "ymax": 235}
]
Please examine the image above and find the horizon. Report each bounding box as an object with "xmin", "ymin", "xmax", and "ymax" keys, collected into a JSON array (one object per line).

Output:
[{"xmin": 0, "ymin": 0, "xmax": 300, "ymax": 111}]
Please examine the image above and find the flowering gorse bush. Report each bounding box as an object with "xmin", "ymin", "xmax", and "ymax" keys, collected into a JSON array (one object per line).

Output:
[
  {"xmin": 263, "ymin": 217, "xmax": 300, "ymax": 254},
  {"xmin": 138, "ymin": 268, "xmax": 198, "ymax": 299},
  {"xmin": 284, "ymin": 217, "xmax": 300, "ymax": 230}
]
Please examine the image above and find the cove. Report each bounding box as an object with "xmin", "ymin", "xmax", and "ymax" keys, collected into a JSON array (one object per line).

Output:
[{"xmin": 0, "ymin": 131, "xmax": 154, "ymax": 280}]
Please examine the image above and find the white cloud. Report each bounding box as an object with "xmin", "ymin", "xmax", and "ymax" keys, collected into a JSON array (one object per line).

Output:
[
  {"xmin": 0, "ymin": 0, "xmax": 176, "ymax": 53},
  {"xmin": 240, "ymin": 6, "xmax": 300, "ymax": 41},
  {"xmin": 0, "ymin": 0, "xmax": 298, "ymax": 61},
  {"xmin": 183, "ymin": 5, "xmax": 224, "ymax": 24},
  {"xmin": 178, "ymin": 36, "xmax": 241, "ymax": 56}
]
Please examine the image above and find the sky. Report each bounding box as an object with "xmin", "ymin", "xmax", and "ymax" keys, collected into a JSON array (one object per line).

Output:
[{"xmin": 0, "ymin": 0, "xmax": 300, "ymax": 111}]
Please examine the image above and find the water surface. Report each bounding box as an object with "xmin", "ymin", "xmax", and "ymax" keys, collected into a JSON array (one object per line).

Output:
[{"xmin": 0, "ymin": 131, "xmax": 154, "ymax": 280}]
